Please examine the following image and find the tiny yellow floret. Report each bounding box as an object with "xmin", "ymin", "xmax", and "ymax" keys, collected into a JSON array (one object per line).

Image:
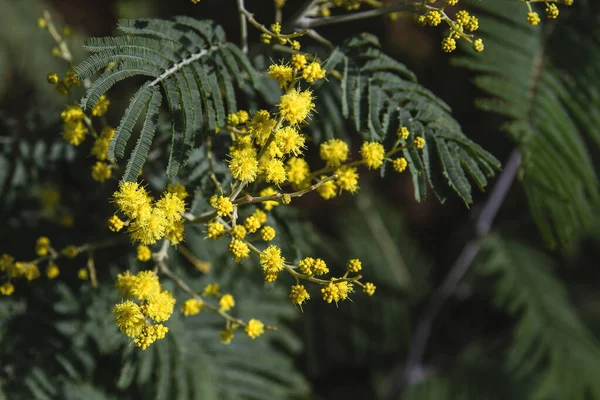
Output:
[
  {"xmin": 527, "ymin": 11, "xmax": 541, "ymax": 26},
  {"xmin": 167, "ymin": 182, "xmax": 189, "ymax": 200},
  {"xmin": 302, "ymin": 62, "xmax": 326, "ymax": 83},
  {"xmin": 137, "ymin": 245, "xmax": 152, "ymax": 262},
  {"xmin": 91, "ymin": 137, "xmax": 110, "ymax": 160},
  {"xmin": 210, "ymin": 195, "xmax": 234, "ymax": 217},
  {"xmin": 78, "ymin": 268, "xmax": 89, "ymax": 280},
  {"xmin": 46, "ymin": 72, "xmax": 59, "ymax": 84},
  {"xmin": 398, "ymin": 126, "xmax": 410, "ymax": 140},
  {"xmin": 545, "ymin": 4, "xmax": 559, "ymax": 19},
  {"xmin": 286, "ymin": 157, "xmax": 310, "ymax": 186},
  {"xmin": 35, "ymin": 236, "xmax": 51, "ymax": 256},
  {"xmin": 414, "ymin": 137, "xmax": 426, "ymax": 149},
  {"xmin": 268, "ymin": 64, "xmax": 293, "ymax": 88},
  {"xmin": 320, "ymin": 138, "xmax": 349, "ymax": 167},
  {"xmin": 317, "ymin": 177, "xmax": 337, "ymax": 200},
  {"xmin": 248, "ymin": 110, "xmax": 277, "ymax": 146},
  {"xmin": 203, "ymin": 283, "xmax": 221, "ymax": 296},
  {"xmin": 426, "ymin": 10, "xmax": 442, "ymax": 26},
  {"xmin": 229, "ymin": 239, "xmax": 250, "ymax": 262},
  {"xmin": 393, "ymin": 157, "xmax": 408, "ymax": 173},
  {"xmin": 62, "ymin": 245, "xmax": 79, "ymax": 259},
  {"xmin": 360, "ymin": 142, "xmax": 385, "ymax": 169},
  {"xmin": 113, "ymin": 300, "xmax": 145, "ymax": 338},
  {"xmin": 182, "ymin": 298, "xmax": 204, "ymax": 316},
  {"xmin": 290, "ymin": 284, "xmax": 310, "ymax": 306},
  {"xmin": 232, "ymin": 224, "xmax": 247, "ymax": 239},
  {"xmin": 347, "ymin": 259, "xmax": 362, "ymax": 273},
  {"xmin": 0, "ymin": 282, "xmax": 14, "ymax": 296},
  {"xmin": 115, "ymin": 271, "xmax": 137, "ymax": 298},
  {"xmin": 108, "ymin": 215, "xmax": 124, "ymax": 232},
  {"xmin": 143, "ymin": 290, "xmax": 176, "ymax": 322},
  {"xmin": 131, "ymin": 270, "xmax": 161, "ymax": 300},
  {"xmin": 261, "ymin": 226, "xmax": 276, "ymax": 241},
  {"xmin": 245, "ymin": 319, "xmax": 265, "ymax": 339},
  {"xmin": 291, "ymin": 54, "xmax": 307, "ymax": 70},
  {"xmin": 219, "ymin": 294, "xmax": 235, "ymax": 312},
  {"xmin": 244, "ymin": 215, "xmax": 262, "ymax": 233},
  {"xmin": 207, "ymin": 221, "xmax": 226, "ymax": 239},
  {"xmin": 92, "ymin": 95, "xmax": 110, "ymax": 117},
  {"xmin": 260, "ymin": 245, "xmax": 285, "ymax": 275},
  {"xmin": 113, "ymin": 182, "xmax": 152, "ymax": 220},
  {"xmin": 442, "ymin": 37, "xmax": 457, "ymax": 53},
  {"xmin": 363, "ymin": 282, "xmax": 376, "ymax": 296},
  {"xmin": 335, "ymin": 167, "xmax": 359, "ymax": 193},
  {"xmin": 46, "ymin": 262, "xmax": 60, "ymax": 279},
  {"xmin": 91, "ymin": 161, "xmax": 112, "ymax": 183},
  {"xmin": 229, "ymin": 148, "xmax": 259, "ymax": 182},
  {"xmin": 278, "ymin": 89, "xmax": 315, "ymax": 125}
]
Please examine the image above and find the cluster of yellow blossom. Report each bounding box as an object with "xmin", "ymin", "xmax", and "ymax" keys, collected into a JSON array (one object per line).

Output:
[
  {"xmin": 47, "ymin": 69, "xmax": 80, "ymax": 96},
  {"xmin": 523, "ymin": 0, "xmax": 572, "ymax": 26},
  {"xmin": 58, "ymin": 98, "xmax": 115, "ymax": 183},
  {"xmin": 0, "ymin": 254, "xmax": 39, "ymax": 295},
  {"xmin": 180, "ymin": 283, "xmax": 266, "ymax": 343},
  {"xmin": 109, "ymin": 182, "xmax": 187, "ymax": 245},
  {"xmin": 61, "ymin": 104, "xmax": 88, "ymax": 146},
  {"xmin": 195, "ymin": 53, "xmax": 404, "ymax": 313},
  {"xmin": 314, "ymin": 125, "xmax": 420, "ymax": 199},
  {"xmin": 260, "ymin": 22, "xmax": 302, "ymax": 50},
  {"xmin": 416, "ymin": 1, "xmax": 484, "ymax": 53},
  {"xmin": 113, "ymin": 270, "xmax": 175, "ymax": 349},
  {"xmin": 0, "ymin": 236, "xmax": 98, "ymax": 295},
  {"xmin": 43, "ymin": 12, "xmax": 115, "ymax": 185}
]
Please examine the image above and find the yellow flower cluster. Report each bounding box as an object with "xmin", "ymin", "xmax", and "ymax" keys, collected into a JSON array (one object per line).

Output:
[
  {"xmin": 35, "ymin": 236, "xmax": 51, "ymax": 256},
  {"xmin": 260, "ymin": 245, "xmax": 285, "ymax": 282},
  {"xmin": 182, "ymin": 298, "xmax": 204, "ymax": 316},
  {"xmin": 111, "ymin": 182, "xmax": 187, "ymax": 245},
  {"xmin": 0, "ymin": 250, "xmax": 55, "ymax": 296},
  {"xmin": 58, "ymin": 93, "xmax": 115, "ymax": 184},
  {"xmin": 416, "ymin": 3, "xmax": 484, "ymax": 53},
  {"xmin": 260, "ymin": 22, "xmax": 301, "ymax": 50},
  {"xmin": 90, "ymin": 126, "xmax": 116, "ymax": 183},
  {"xmin": 523, "ymin": 0, "xmax": 571, "ymax": 26},
  {"xmin": 47, "ymin": 69, "xmax": 80, "ymax": 96},
  {"xmin": 61, "ymin": 105, "xmax": 88, "ymax": 146},
  {"xmin": 113, "ymin": 270, "xmax": 175, "ymax": 349}
]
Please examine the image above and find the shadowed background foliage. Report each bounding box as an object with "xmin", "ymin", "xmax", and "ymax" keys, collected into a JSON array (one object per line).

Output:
[{"xmin": 1, "ymin": 0, "xmax": 600, "ymax": 399}]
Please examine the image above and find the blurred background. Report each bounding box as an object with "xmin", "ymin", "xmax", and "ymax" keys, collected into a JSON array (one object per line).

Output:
[{"xmin": 1, "ymin": 0, "xmax": 600, "ymax": 399}]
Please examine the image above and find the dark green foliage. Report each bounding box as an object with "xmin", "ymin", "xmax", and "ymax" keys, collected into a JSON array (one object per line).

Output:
[
  {"xmin": 453, "ymin": 1, "xmax": 600, "ymax": 248},
  {"xmin": 403, "ymin": 350, "xmax": 534, "ymax": 400},
  {"xmin": 75, "ymin": 17, "xmax": 259, "ymax": 179},
  {"xmin": 324, "ymin": 34, "xmax": 501, "ymax": 205},
  {"xmin": 474, "ymin": 234, "xmax": 600, "ymax": 399},
  {"xmin": 303, "ymin": 192, "xmax": 430, "ymax": 379}
]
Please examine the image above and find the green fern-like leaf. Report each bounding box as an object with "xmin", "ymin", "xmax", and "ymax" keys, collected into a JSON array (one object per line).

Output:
[
  {"xmin": 475, "ymin": 234, "xmax": 600, "ymax": 399},
  {"xmin": 75, "ymin": 17, "xmax": 258, "ymax": 179},
  {"xmin": 453, "ymin": 1, "xmax": 600, "ymax": 247},
  {"xmin": 324, "ymin": 34, "xmax": 500, "ymax": 205}
]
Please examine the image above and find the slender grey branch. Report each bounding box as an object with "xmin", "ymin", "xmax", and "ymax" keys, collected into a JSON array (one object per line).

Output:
[
  {"xmin": 388, "ymin": 149, "xmax": 521, "ymax": 399},
  {"xmin": 236, "ymin": 0, "xmax": 249, "ymax": 54},
  {"xmin": 476, "ymin": 150, "xmax": 521, "ymax": 235},
  {"xmin": 287, "ymin": 0, "xmax": 321, "ymax": 29},
  {"xmin": 306, "ymin": 29, "xmax": 333, "ymax": 48},
  {"xmin": 149, "ymin": 46, "xmax": 218, "ymax": 87},
  {"xmin": 294, "ymin": 1, "xmax": 414, "ymax": 29}
]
